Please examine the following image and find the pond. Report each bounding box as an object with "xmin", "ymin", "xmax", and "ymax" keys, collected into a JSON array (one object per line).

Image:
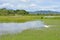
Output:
[{"xmin": 0, "ymin": 20, "xmax": 48, "ymax": 35}]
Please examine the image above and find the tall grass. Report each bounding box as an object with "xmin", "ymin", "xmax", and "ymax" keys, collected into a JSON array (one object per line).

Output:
[
  {"xmin": 0, "ymin": 16, "xmax": 60, "ymax": 22},
  {"xmin": 0, "ymin": 16, "xmax": 43, "ymax": 22},
  {"xmin": 0, "ymin": 16, "xmax": 60, "ymax": 40}
]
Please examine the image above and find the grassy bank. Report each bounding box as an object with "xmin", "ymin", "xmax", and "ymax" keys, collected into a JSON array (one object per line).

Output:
[
  {"xmin": 0, "ymin": 16, "xmax": 42, "ymax": 22},
  {"xmin": 0, "ymin": 16, "xmax": 60, "ymax": 40},
  {"xmin": 0, "ymin": 16, "xmax": 60, "ymax": 22}
]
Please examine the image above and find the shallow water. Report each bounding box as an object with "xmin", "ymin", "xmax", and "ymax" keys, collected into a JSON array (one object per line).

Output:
[{"xmin": 0, "ymin": 20, "xmax": 48, "ymax": 35}]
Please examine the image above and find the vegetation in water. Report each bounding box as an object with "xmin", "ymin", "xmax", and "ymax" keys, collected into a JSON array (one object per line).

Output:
[{"xmin": 0, "ymin": 18, "xmax": 60, "ymax": 40}]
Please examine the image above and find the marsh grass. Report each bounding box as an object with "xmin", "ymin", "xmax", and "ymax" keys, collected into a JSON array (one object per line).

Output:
[
  {"xmin": 0, "ymin": 16, "xmax": 43, "ymax": 22},
  {"xmin": 0, "ymin": 16, "xmax": 60, "ymax": 22},
  {"xmin": 0, "ymin": 16, "xmax": 60, "ymax": 40}
]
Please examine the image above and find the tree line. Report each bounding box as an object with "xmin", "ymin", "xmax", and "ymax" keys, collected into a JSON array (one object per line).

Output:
[
  {"xmin": 0, "ymin": 8, "xmax": 29, "ymax": 16},
  {"xmin": 0, "ymin": 8, "xmax": 60, "ymax": 16}
]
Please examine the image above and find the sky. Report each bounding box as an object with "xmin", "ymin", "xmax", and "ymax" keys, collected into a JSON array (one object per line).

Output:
[{"xmin": 0, "ymin": 0, "xmax": 60, "ymax": 11}]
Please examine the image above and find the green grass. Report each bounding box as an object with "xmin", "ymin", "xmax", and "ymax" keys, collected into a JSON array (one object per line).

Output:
[
  {"xmin": 0, "ymin": 16, "xmax": 43, "ymax": 22},
  {"xmin": 0, "ymin": 16, "xmax": 60, "ymax": 22},
  {"xmin": 0, "ymin": 16, "xmax": 60, "ymax": 40}
]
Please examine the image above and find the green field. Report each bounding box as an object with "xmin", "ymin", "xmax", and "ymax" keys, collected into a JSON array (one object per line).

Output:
[
  {"xmin": 0, "ymin": 16, "xmax": 60, "ymax": 22},
  {"xmin": 0, "ymin": 16, "xmax": 60, "ymax": 40},
  {"xmin": 0, "ymin": 16, "xmax": 43, "ymax": 22}
]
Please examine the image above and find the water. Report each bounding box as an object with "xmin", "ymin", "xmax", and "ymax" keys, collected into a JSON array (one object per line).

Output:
[{"xmin": 0, "ymin": 20, "xmax": 48, "ymax": 35}]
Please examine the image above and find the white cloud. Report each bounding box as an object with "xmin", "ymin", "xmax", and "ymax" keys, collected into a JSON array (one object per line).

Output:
[
  {"xmin": 39, "ymin": 0, "xmax": 45, "ymax": 2},
  {"xmin": 0, "ymin": 0, "xmax": 60, "ymax": 11},
  {"xmin": 38, "ymin": 5, "xmax": 60, "ymax": 11},
  {"xmin": 29, "ymin": 4, "xmax": 37, "ymax": 7},
  {"xmin": 16, "ymin": 4, "xmax": 26, "ymax": 9},
  {"xmin": 20, "ymin": 0, "xmax": 29, "ymax": 2},
  {"xmin": 0, "ymin": 3, "xmax": 14, "ymax": 8}
]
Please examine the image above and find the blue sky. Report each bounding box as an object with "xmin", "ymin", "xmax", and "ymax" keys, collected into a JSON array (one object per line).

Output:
[{"xmin": 0, "ymin": 0, "xmax": 60, "ymax": 11}]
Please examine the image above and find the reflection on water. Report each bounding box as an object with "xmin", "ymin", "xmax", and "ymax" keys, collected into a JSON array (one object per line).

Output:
[{"xmin": 0, "ymin": 20, "xmax": 48, "ymax": 35}]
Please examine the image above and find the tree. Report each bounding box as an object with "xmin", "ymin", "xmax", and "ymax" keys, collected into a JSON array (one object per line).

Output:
[
  {"xmin": 0, "ymin": 8, "xmax": 29, "ymax": 16},
  {"xmin": 0, "ymin": 8, "xmax": 8, "ymax": 16},
  {"xmin": 15, "ymin": 10, "xmax": 29, "ymax": 15},
  {"xmin": 7, "ymin": 10, "xmax": 15, "ymax": 16}
]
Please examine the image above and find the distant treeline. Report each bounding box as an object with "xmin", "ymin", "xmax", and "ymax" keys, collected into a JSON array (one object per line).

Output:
[
  {"xmin": 0, "ymin": 8, "xmax": 60, "ymax": 16},
  {"xmin": 0, "ymin": 8, "xmax": 29, "ymax": 16},
  {"xmin": 29, "ymin": 11, "xmax": 60, "ymax": 16}
]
